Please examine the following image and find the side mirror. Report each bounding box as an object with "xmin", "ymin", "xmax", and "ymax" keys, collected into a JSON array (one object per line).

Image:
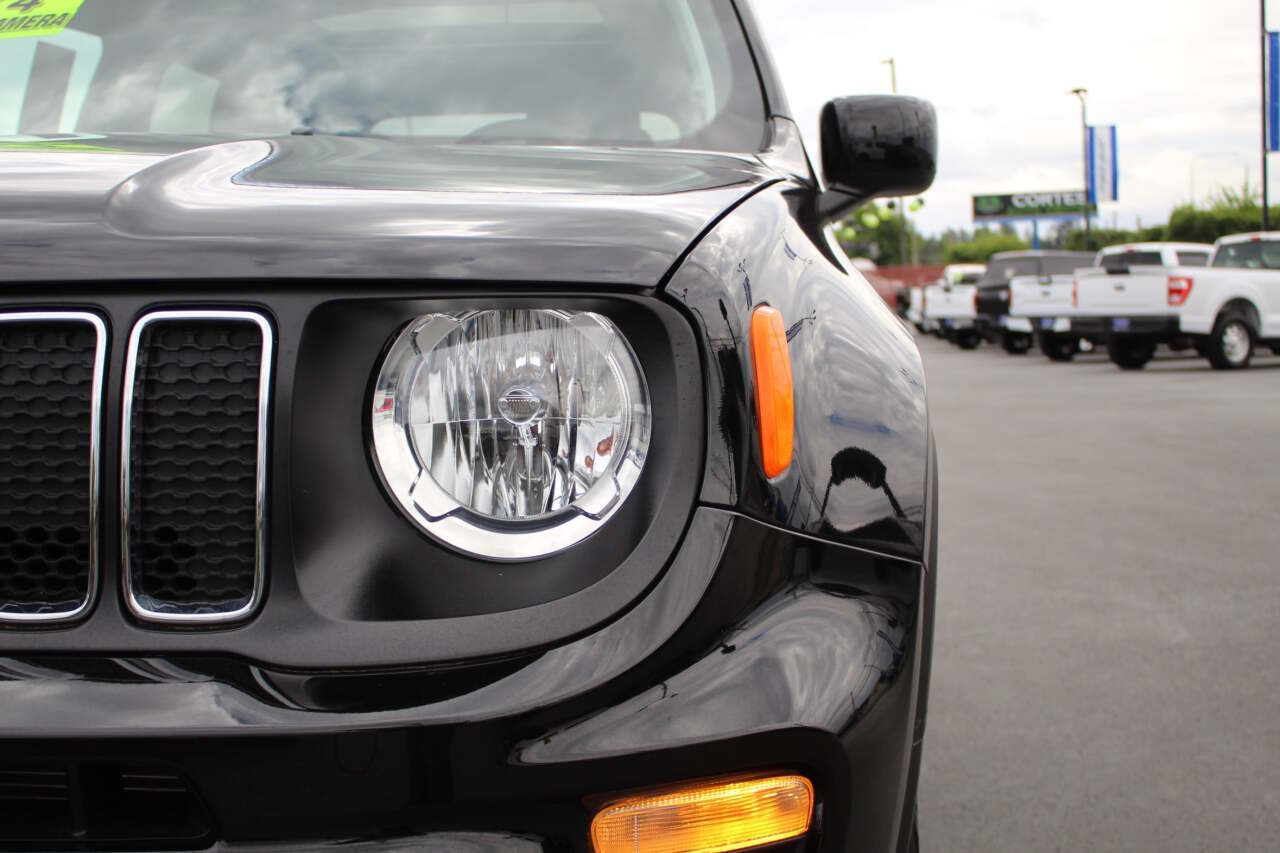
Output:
[{"xmin": 817, "ymin": 95, "xmax": 938, "ymax": 222}]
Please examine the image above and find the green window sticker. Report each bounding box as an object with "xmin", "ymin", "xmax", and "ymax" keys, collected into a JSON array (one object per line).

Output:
[{"xmin": 0, "ymin": 0, "xmax": 84, "ymax": 40}]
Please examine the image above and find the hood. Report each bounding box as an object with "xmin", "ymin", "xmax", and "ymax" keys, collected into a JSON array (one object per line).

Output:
[{"xmin": 0, "ymin": 135, "xmax": 778, "ymax": 285}]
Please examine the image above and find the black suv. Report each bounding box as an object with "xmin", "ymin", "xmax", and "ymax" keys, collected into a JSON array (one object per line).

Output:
[{"xmin": 0, "ymin": 2, "xmax": 939, "ymax": 851}]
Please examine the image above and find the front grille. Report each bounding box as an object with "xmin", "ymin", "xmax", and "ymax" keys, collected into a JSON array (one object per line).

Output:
[
  {"xmin": 0, "ymin": 314, "xmax": 104, "ymax": 624},
  {"xmin": 0, "ymin": 762, "xmax": 212, "ymax": 849},
  {"xmin": 123, "ymin": 311, "xmax": 272, "ymax": 624}
]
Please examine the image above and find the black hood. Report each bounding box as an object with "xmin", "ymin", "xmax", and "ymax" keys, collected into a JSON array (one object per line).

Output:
[{"xmin": 0, "ymin": 135, "xmax": 777, "ymax": 285}]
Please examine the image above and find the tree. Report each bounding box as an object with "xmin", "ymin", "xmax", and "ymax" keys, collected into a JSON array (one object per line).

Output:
[
  {"xmin": 832, "ymin": 203, "xmax": 922, "ymax": 266},
  {"xmin": 942, "ymin": 229, "xmax": 1028, "ymax": 263}
]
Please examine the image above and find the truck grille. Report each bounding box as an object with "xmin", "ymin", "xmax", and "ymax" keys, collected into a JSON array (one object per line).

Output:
[
  {"xmin": 123, "ymin": 311, "xmax": 272, "ymax": 624},
  {"xmin": 0, "ymin": 314, "xmax": 104, "ymax": 624}
]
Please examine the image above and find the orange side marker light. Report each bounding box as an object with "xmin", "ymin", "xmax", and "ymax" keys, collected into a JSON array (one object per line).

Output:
[{"xmin": 749, "ymin": 305, "xmax": 794, "ymax": 479}]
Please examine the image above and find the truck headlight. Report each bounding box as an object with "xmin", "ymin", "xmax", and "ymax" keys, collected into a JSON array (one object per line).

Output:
[{"xmin": 371, "ymin": 309, "xmax": 650, "ymax": 562}]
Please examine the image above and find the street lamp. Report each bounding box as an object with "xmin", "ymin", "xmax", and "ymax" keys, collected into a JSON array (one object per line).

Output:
[{"xmin": 1069, "ymin": 88, "xmax": 1091, "ymax": 251}]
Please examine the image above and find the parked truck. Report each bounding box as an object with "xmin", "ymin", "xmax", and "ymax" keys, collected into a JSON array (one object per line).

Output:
[
  {"xmin": 1020, "ymin": 243, "xmax": 1211, "ymax": 361},
  {"xmin": 921, "ymin": 263, "xmax": 987, "ymax": 346},
  {"xmin": 1074, "ymin": 233, "xmax": 1280, "ymax": 369},
  {"xmin": 974, "ymin": 251, "xmax": 1094, "ymax": 354}
]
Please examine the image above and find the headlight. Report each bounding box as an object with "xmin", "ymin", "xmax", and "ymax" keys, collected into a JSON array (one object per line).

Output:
[{"xmin": 371, "ymin": 309, "xmax": 651, "ymax": 561}]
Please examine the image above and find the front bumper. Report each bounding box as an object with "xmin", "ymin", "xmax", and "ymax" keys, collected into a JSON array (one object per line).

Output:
[{"xmin": 0, "ymin": 508, "xmax": 932, "ymax": 853}]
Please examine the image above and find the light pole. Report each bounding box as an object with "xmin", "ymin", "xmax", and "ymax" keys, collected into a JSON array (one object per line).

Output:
[
  {"xmin": 1262, "ymin": 0, "xmax": 1271, "ymax": 230},
  {"xmin": 1069, "ymin": 88, "xmax": 1091, "ymax": 251},
  {"xmin": 883, "ymin": 58, "xmax": 908, "ymax": 265}
]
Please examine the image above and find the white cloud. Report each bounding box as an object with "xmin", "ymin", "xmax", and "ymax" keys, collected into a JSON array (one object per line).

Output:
[{"xmin": 750, "ymin": 0, "xmax": 1267, "ymax": 234}]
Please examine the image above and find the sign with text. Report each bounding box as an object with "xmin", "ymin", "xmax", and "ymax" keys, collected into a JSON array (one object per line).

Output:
[{"xmin": 972, "ymin": 191, "xmax": 1097, "ymax": 222}]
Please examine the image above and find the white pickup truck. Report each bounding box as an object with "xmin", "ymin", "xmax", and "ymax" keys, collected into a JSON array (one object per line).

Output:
[
  {"xmin": 1022, "ymin": 243, "xmax": 1212, "ymax": 361},
  {"xmin": 1073, "ymin": 233, "xmax": 1280, "ymax": 369},
  {"xmin": 921, "ymin": 264, "xmax": 987, "ymax": 346}
]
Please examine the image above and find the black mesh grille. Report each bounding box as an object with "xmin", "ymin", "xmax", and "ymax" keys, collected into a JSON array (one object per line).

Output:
[
  {"xmin": 126, "ymin": 317, "xmax": 266, "ymax": 619},
  {"xmin": 0, "ymin": 318, "xmax": 98, "ymax": 620}
]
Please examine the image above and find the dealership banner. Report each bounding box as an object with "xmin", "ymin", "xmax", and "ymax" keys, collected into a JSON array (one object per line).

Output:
[
  {"xmin": 1269, "ymin": 32, "xmax": 1280, "ymax": 152},
  {"xmin": 1088, "ymin": 125, "xmax": 1118, "ymax": 204},
  {"xmin": 972, "ymin": 191, "xmax": 1096, "ymax": 221}
]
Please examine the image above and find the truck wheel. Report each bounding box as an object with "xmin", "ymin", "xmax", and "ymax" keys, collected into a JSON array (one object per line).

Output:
[
  {"xmin": 1206, "ymin": 312, "xmax": 1255, "ymax": 370},
  {"xmin": 955, "ymin": 329, "xmax": 980, "ymax": 350},
  {"xmin": 1107, "ymin": 336, "xmax": 1155, "ymax": 370},
  {"xmin": 1039, "ymin": 333, "xmax": 1079, "ymax": 362},
  {"xmin": 1001, "ymin": 332, "xmax": 1031, "ymax": 354}
]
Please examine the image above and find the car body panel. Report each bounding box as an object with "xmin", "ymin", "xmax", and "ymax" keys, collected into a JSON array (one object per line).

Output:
[
  {"xmin": 0, "ymin": 506, "xmax": 934, "ymax": 853},
  {"xmin": 666, "ymin": 185, "xmax": 930, "ymax": 563},
  {"xmin": 1075, "ymin": 266, "xmax": 1175, "ymax": 315},
  {"xmin": 1179, "ymin": 268, "xmax": 1280, "ymax": 336},
  {"xmin": 0, "ymin": 134, "xmax": 776, "ymax": 287},
  {"xmin": 922, "ymin": 281, "xmax": 976, "ymax": 323},
  {"xmin": 1009, "ymin": 273, "xmax": 1076, "ymax": 318}
]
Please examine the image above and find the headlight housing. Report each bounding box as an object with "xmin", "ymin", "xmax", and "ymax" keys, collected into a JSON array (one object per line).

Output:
[{"xmin": 371, "ymin": 309, "xmax": 651, "ymax": 562}]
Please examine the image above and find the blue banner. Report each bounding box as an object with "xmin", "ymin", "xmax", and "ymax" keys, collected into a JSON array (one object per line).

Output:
[
  {"xmin": 1270, "ymin": 32, "xmax": 1279, "ymax": 152},
  {"xmin": 1087, "ymin": 125, "xmax": 1118, "ymax": 204}
]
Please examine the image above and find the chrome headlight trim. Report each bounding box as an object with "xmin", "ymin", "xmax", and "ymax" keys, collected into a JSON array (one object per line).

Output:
[{"xmin": 371, "ymin": 309, "xmax": 651, "ymax": 562}]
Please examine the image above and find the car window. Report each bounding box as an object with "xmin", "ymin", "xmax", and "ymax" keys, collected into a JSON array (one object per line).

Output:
[
  {"xmin": 1212, "ymin": 240, "xmax": 1280, "ymax": 269},
  {"xmin": 1102, "ymin": 251, "xmax": 1163, "ymax": 272},
  {"xmin": 1043, "ymin": 255, "xmax": 1093, "ymax": 275},
  {"xmin": 1176, "ymin": 251, "xmax": 1209, "ymax": 267},
  {"xmin": 0, "ymin": 0, "xmax": 767, "ymax": 151}
]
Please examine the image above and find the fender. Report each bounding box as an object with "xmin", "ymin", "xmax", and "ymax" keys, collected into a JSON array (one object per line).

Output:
[
  {"xmin": 664, "ymin": 183, "xmax": 931, "ymax": 563},
  {"xmin": 1180, "ymin": 271, "xmax": 1272, "ymax": 336}
]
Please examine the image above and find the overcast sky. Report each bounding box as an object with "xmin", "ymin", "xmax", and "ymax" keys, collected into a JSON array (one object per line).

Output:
[{"xmin": 751, "ymin": 0, "xmax": 1266, "ymax": 236}]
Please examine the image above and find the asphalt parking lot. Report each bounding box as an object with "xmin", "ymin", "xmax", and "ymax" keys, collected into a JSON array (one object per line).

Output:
[{"xmin": 913, "ymin": 334, "xmax": 1280, "ymax": 852}]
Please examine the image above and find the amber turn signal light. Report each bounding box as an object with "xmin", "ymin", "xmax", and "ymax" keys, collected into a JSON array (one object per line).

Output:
[
  {"xmin": 589, "ymin": 774, "xmax": 814, "ymax": 853},
  {"xmin": 749, "ymin": 305, "xmax": 795, "ymax": 479}
]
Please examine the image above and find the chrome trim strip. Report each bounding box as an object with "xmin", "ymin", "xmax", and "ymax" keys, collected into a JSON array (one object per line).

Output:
[
  {"xmin": 121, "ymin": 310, "xmax": 272, "ymax": 625},
  {"xmin": 0, "ymin": 311, "xmax": 106, "ymax": 625}
]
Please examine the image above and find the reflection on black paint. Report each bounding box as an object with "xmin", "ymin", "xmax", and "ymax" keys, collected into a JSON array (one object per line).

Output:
[{"xmin": 821, "ymin": 447, "xmax": 906, "ymax": 520}]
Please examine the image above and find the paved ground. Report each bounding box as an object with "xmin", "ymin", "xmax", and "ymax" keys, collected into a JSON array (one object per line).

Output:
[{"xmin": 914, "ymin": 334, "xmax": 1280, "ymax": 852}]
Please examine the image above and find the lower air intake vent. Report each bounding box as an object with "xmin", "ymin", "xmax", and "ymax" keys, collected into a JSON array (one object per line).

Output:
[
  {"xmin": 123, "ymin": 311, "xmax": 272, "ymax": 624},
  {"xmin": 0, "ymin": 313, "xmax": 103, "ymax": 624},
  {"xmin": 0, "ymin": 763, "xmax": 212, "ymax": 850}
]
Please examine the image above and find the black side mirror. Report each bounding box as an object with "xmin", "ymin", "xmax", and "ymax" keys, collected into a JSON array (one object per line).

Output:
[{"xmin": 817, "ymin": 95, "xmax": 938, "ymax": 222}]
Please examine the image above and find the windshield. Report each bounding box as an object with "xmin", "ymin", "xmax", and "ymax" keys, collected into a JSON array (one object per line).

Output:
[
  {"xmin": 1212, "ymin": 240, "xmax": 1280, "ymax": 270},
  {"xmin": 0, "ymin": 0, "xmax": 767, "ymax": 151}
]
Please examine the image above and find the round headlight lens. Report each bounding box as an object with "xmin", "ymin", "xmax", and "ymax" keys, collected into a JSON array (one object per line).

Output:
[{"xmin": 371, "ymin": 309, "xmax": 651, "ymax": 561}]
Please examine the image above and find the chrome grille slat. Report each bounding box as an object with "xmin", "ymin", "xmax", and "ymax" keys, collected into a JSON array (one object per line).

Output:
[
  {"xmin": 121, "ymin": 310, "xmax": 272, "ymax": 625},
  {"xmin": 0, "ymin": 312, "xmax": 104, "ymax": 624}
]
